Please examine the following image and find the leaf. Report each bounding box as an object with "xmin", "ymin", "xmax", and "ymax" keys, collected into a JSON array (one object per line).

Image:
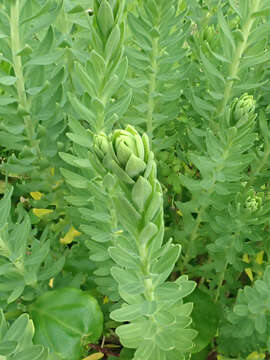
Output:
[
  {"xmin": 0, "ymin": 76, "xmax": 17, "ymax": 85},
  {"xmin": 12, "ymin": 345, "xmax": 48, "ymax": 360},
  {"xmin": 109, "ymin": 246, "xmax": 140, "ymax": 269},
  {"xmin": 0, "ymin": 341, "xmax": 17, "ymax": 356},
  {"xmin": 30, "ymin": 288, "xmax": 103, "ymax": 360},
  {"xmin": 241, "ymin": 51, "xmax": 270, "ymax": 69},
  {"xmin": 218, "ymin": 8, "xmax": 235, "ymax": 51},
  {"xmin": 7, "ymin": 285, "xmax": 25, "ymax": 304},
  {"xmin": 152, "ymin": 245, "xmax": 181, "ymax": 278},
  {"xmin": 97, "ymin": 0, "xmax": 114, "ymax": 38},
  {"xmin": 38, "ymin": 256, "xmax": 65, "ymax": 281},
  {"xmin": 67, "ymin": 93, "xmax": 96, "ymax": 130},
  {"xmin": 26, "ymin": 51, "xmax": 63, "ymax": 66},
  {"xmin": 131, "ymin": 176, "xmax": 152, "ymax": 212},
  {"xmin": 3, "ymin": 314, "xmax": 30, "ymax": 341},
  {"xmin": 0, "ymin": 187, "xmax": 13, "ymax": 225},
  {"xmin": 74, "ymin": 62, "xmax": 97, "ymax": 98},
  {"xmin": 105, "ymin": 25, "xmax": 120, "ymax": 60},
  {"xmin": 60, "ymin": 168, "xmax": 89, "ymax": 189},
  {"xmin": 200, "ymin": 50, "xmax": 225, "ymax": 83},
  {"xmin": 110, "ymin": 303, "xmax": 144, "ymax": 322},
  {"xmin": 252, "ymin": 7, "xmax": 270, "ymax": 17},
  {"xmin": 185, "ymin": 289, "xmax": 220, "ymax": 353},
  {"xmin": 115, "ymin": 323, "xmax": 142, "ymax": 348}
]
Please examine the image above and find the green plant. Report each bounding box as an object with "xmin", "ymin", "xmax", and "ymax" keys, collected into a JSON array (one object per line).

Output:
[{"xmin": 1, "ymin": 0, "xmax": 270, "ymax": 359}]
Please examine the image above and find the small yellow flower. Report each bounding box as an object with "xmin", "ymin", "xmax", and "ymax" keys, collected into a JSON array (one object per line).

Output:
[
  {"xmin": 82, "ymin": 353, "xmax": 104, "ymax": 360},
  {"xmin": 242, "ymin": 253, "xmax": 250, "ymax": 263},
  {"xmin": 30, "ymin": 191, "xmax": 43, "ymax": 200},
  {"xmin": 49, "ymin": 278, "xmax": 54, "ymax": 288},
  {"xmin": 244, "ymin": 268, "xmax": 253, "ymax": 282},
  {"xmin": 60, "ymin": 226, "xmax": 81, "ymax": 245},
  {"xmin": 247, "ymin": 351, "xmax": 265, "ymax": 359},
  {"xmin": 33, "ymin": 208, "xmax": 53, "ymax": 217},
  {"xmin": 255, "ymin": 251, "xmax": 264, "ymax": 265}
]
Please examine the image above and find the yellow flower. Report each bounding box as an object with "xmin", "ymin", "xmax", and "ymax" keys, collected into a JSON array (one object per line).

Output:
[
  {"xmin": 33, "ymin": 208, "xmax": 53, "ymax": 217},
  {"xmin": 82, "ymin": 353, "xmax": 104, "ymax": 360},
  {"xmin": 60, "ymin": 226, "xmax": 81, "ymax": 245},
  {"xmin": 30, "ymin": 191, "xmax": 43, "ymax": 200}
]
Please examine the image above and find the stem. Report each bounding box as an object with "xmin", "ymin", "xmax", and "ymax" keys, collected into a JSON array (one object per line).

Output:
[
  {"xmin": 215, "ymin": 261, "xmax": 228, "ymax": 302},
  {"xmin": 247, "ymin": 148, "xmax": 270, "ymax": 188},
  {"xmin": 147, "ymin": 36, "xmax": 158, "ymax": 141},
  {"xmin": 181, "ymin": 194, "xmax": 212, "ymax": 271},
  {"xmin": 217, "ymin": 0, "xmax": 261, "ymax": 116},
  {"xmin": 10, "ymin": 0, "xmax": 39, "ymax": 155},
  {"xmin": 181, "ymin": 143, "xmax": 233, "ymax": 271},
  {"xmin": 139, "ymin": 243, "xmax": 155, "ymax": 301}
]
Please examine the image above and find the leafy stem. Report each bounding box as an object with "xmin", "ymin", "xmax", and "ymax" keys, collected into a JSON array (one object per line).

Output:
[
  {"xmin": 217, "ymin": 0, "xmax": 261, "ymax": 115},
  {"xmin": 10, "ymin": 0, "xmax": 40, "ymax": 155},
  {"xmin": 215, "ymin": 260, "xmax": 229, "ymax": 302},
  {"xmin": 147, "ymin": 36, "xmax": 159, "ymax": 141}
]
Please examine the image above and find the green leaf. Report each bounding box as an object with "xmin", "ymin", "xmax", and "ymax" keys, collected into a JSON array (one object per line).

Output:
[
  {"xmin": 254, "ymin": 313, "xmax": 266, "ymax": 334},
  {"xmin": 74, "ymin": 62, "xmax": 97, "ymax": 98},
  {"xmin": 7, "ymin": 285, "xmax": 25, "ymax": 304},
  {"xmin": 252, "ymin": 7, "xmax": 270, "ymax": 17},
  {"xmin": 152, "ymin": 245, "xmax": 180, "ymax": 276},
  {"xmin": 97, "ymin": 0, "xmax": 114, "ymax": 38},
  {"xmin": 0, "ymin": 341, "xmax": 17, "ymax": 356},
  {"xmin": 3, "ymin": 314, "xmax": 30, "ymax": 342},
  {"xmin": 131, "ymin": 176, "xmax": 152, "ymax": 212},
  {"xmin": 89, "ymin": 50, "xmax": 106, "ymax": 78},
  {"xmin": 218, "ymin": 8, "xmax": 235, "ymax": 51},
  {"xmin": 60, "ymin": 168, "xmax": 89, "ymax": 189},
  {"xmin": 200, "ymin": 50, "xmax": 225, "ymax": 83},
  {"xmin": 105, "ymin": 25, "xmax": 120, "ymax": 60},
  {"xmin": 30, "ymin": 288, "xmax": 103, "ymax": 360},
  {"xmin": 26, "ymin": 51, "xmax": 63, "ymax": 66},
  {"xmin": 110, "ymin": 303, "xmax": 143, "ymax": 322},
  {"xmin": 38, "ymin": 256, "xmax": 65, "ymax": 281},
  {"xmin": 116, "ymin": 323, "xmax": 142, "ymax": 348},
  {"xmin": 12, "ymin": 345, "xmax": 48, "ymax": 360},
  {"xmin": 0, "ymin": 187, "xmax": 13, "ymax": 226},
  {"xmin": 109, "ymin": 246, "xmax": 140, "ymax": 269},
  {"xmin": 0, "ymin": 76, "xmax": 17, "ymax": 85},
  {"xmin": 67, "ymin": 93, "xmax": 96, "ymax": 130},
  {"xmin": 241, "ymin": 51, "xmax": 270, "ymax": 68},
  {"xmin": 185, "ymin": 289, "xmax": 220, "ymax": 353}
]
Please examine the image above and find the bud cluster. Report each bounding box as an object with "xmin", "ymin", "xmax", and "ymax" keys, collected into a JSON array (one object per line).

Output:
[{"xmin": 94, "ymin": 125, "xmax": 155, "ymax": 184}]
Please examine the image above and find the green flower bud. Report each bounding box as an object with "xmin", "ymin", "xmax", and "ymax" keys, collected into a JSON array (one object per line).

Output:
[
  {"xmin": 233, "ymin": 93, "xmax": 255, "ymax": 122},
  {"xmin": 92, "ymin": 126, "xmax": 154, "ymax": 183},
  {"xmin": 94, "ymin": 132, "xmax": 110, "ymax": 160},
  {"xmin": 111, "ymin": 126, "xmax": 148, "ymax": 179},
  {"xmin": 244, "ymin": 190, "xmax": 263, "ymax": 213}
]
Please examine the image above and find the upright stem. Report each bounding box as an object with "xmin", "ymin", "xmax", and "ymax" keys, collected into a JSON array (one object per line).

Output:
[
  {"xmin": 147, "ymin": 36, "xmax": 158, "ymax": 141},
  {"xmin": 181, "ymin": 143, "xmax": 232, "ymax": 271},
  {"xmin": 215, "ymin": 261, "xmax": 228, "ymax": 302},
  {"xmin": 139, "ymin": 244, "xmax": 154, "ymax": 301},
  {"xmin": 10, "ymin": 0, "xmax": 39, "ymax": 155},
  {"xmin": 217, "ymin": 0, "xmax": 261, "ymax": 116}
]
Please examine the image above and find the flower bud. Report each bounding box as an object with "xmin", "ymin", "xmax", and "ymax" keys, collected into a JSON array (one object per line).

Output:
[
  {"xmin": 111, "ymin": 126, "xmax": 147, "ymax": 179},
  {"xmin": 233, "ymin": 93, "xmax": 255, "ymax": 122},
  {"xmin": 94, "ymin": 132, "xmax": 110, "ymax": 160}
]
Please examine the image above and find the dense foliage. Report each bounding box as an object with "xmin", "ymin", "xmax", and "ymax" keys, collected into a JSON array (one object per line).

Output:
[{"xmin": 0, "ymin": 0, "xmax": 270, "ymax": 359}]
